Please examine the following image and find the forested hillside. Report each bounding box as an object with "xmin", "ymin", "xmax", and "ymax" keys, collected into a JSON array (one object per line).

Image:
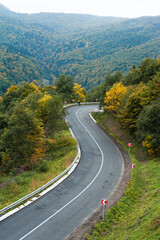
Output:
[
  {"xmin": 0, "ymin": 3, "xmax": 160, "ymax": 94},
  {"xmin": 0, "ymin": 73, "xmax": 86, "ymax": 174},
  {"xmin": 88, "ymin": 57, "xmax": 160, "ymax": 156}
]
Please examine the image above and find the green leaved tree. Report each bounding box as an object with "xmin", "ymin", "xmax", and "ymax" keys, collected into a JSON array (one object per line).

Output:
[
  {"xmin": 0, "ymin": 105, "xmax": 45, "ymax": 172},
  {"xmin": 55, "ymin": 74, "xmax": 75, "ymax": 102}
]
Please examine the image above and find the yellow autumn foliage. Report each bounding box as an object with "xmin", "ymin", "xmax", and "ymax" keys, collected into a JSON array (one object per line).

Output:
[
  {"xmin": 6, "ymin": 85, "xmax": 17, "ymax": 94},
  {"xmin": 38, "ymin": 94, "xmax": 52, "ymax": 107},
  {"xmin": 104, "ymin": 83, "xmax": 127, "ymax": 114},
  {"xmin": 142, "ymin": 135, "xmax": 160, "ymax": 156},
  {"xmin": 74, "ymin": 83, "xmax": 86, "ymax": 101},
  {"xmin": 29, "ymin": 139, "xmax": 47, "ymax": 165}
]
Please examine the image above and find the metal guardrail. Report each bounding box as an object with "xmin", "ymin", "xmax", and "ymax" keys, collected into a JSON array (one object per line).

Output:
[
  {"xmin": 0, "ymin": 145, "xmax": 80, "ymax": 215},
  {"xmin": 63, "ymin": 101, "xmax": 99, "ymax": 109},
  {"xmin": 0, "ymin": 102, "xmax": 99, "ymax": 215}
]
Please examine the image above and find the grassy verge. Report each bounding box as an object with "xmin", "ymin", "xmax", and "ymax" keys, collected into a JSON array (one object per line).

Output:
[
  {"xmin": 0, "ymin": 130, "xmax": 77, "ymax": 210},
  {"xmin": 87, "ymin": 112, "xmax": 160, "ymax": 240}
]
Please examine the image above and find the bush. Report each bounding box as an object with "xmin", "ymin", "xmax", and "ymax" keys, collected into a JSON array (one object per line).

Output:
[
  {"xmin": 137, "ymin": 100, "xmax": 160, "ymax": 156},
  {"xmin": 36, "ymin": 161, "xmax": 49, "ymax": 173}
]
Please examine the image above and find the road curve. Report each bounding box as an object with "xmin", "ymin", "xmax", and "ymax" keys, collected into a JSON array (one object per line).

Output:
[{"xmin": 0, "ymin": 105, "xmax": 123, "ymax": 240}]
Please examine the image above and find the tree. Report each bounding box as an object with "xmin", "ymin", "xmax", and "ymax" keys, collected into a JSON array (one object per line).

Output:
[
  {"xmin": 146, "ymin": 72, "xmax": 160, "ymax": 101},
  {"xmin": 55, "ymin": 74, "xmax": 74, "ymax": 102},
  {"xmin": 123, "ymin": 66, "xmax": 140, "ymax": 85},
  {"xmin": 74, "ymin": 83, "xmax": 86, "ymax": 102},
  {"xmin": 119, "ymin": 83, "xmax": 149, "ymax": 132},
  {"xmin": 87, "ymin": 72, "xmax": 123, "ymax": 107},
  {"xmin": 20, "ymin": 82, "xmax": 38, "ymax": 98},
  {"xmin": 38, "ymin": 94, "xmax": 65, "ymax": 137},
  {"xmin": 24, "ymin": 88, "xmax": 43, "ymax": 112},
  {"xmin": 0, "ymin": 113, "xmax": 8, "ymax": 135},
  {"xmin": 105, "ymin": 71, "xmax": 122, "ymax": 86},
  {"xmin": 104, "ymin": 83, "xmax": 127, "ymax": 114},
  {"xmin": 0, "ymin": 105, "xmax": 45, "ymax": 171},
  {"xmin": 119, "ymin": 73, "xmax": 160, "ymax": 133},
  {"xmin": 2, "ymin": 86, "xmax": 19, "ymax": 111},
  {"xmin": 139, "ymin": 58, "xmax": 160, "ymax": 83},
  {"xmin": 137, "ymin": 100, "xmax": 160, "ymax": 156},
  {"xmin": 2, "ymin": 83, "xmax": 38, "ymax": 112},
  {"xmin": 0, "ymin": 82, "xmax": 67, "ymax": 174},
  {"xmin": 123, "ymin": 58, "xmax": 160, "ymax": 86}
]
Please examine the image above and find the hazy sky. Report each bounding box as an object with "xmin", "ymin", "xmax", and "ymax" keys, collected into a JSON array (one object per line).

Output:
[{"xmin": 1, "ymin": 0, "xmax": 160, "ymax": 18}]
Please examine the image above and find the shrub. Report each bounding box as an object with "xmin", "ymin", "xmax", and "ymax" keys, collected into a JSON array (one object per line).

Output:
[{"xmin": 36, "ymin": 161, "xmax": 49, "ymax": 173}]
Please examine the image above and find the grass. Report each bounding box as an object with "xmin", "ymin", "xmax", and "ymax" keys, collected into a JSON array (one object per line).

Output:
[
  {"xmin": 87, "ymin": 112, "xmax": 160, "ymax": 240},
  {"xmin": 0, "ymin": 130, "xmax": 77, "ymax": 210}
]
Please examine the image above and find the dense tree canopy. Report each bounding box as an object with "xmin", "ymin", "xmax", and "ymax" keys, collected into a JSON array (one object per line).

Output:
[
  {"xmin": 0, "ymin": 83, "xmax": 65, "ymax": 173},
  {"xmin": 91, "ymin": 58, "xmax": 160, "ymax": 156},
  {"xmin": 0, "ymin": 105, "xmax": 45, "ymax": 171},
  {"xmin": 55, "ymin": 75, "xmax": 75, "ymax": 102},
  {"xmin": 0, "ymin": 75, "xmax": 87, "ymax": 174},
  {"xmin": 123, "ymin": 58, "xmax": 160, "ymax": 86},
  {"xmin": 0, "ymin": 4, "xmax": 160, "ymax": 93},
  {"xmin": 87, "ymin": 71, "xmax": 122, "ymax": 107},
  {"xmin": 137, "ymin": 100, "xmax": 160, "ymax": 156}
]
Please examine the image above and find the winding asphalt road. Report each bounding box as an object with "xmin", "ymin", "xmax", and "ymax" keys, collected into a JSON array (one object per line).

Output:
[{"xmin": 0, "ymin": 105, "xmax": 123, "ymax": 240}]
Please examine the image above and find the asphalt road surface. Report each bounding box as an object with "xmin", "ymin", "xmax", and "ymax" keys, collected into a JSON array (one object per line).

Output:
[{"xmin": 0, "ymin": 105, "xmax": 123, "ymax": 240}]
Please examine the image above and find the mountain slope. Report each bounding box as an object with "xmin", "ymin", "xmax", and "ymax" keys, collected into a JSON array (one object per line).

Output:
[{"xmin": 0, "ymin": 4, "xmax": 160, "ymax": 93}]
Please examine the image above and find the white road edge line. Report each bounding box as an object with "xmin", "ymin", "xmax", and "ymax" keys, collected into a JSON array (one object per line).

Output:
[
  {"xmin": 89, "ymin": 112, "xmax": 97, "ymax": 123},
  {"xmin": 19, "ymin": 107, "xmax": 104, "ymax": 240},
  {"xmin": 89, "ymin": 111, "xmax": 124, "ymax": 199}
]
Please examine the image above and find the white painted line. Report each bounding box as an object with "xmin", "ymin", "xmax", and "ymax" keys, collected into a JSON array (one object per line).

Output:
[
  {"xmin": 24, "ymin": 201, "xmax": 32, "ymax": 207},
  {"xmin": 89, "ymin": 109, "xmax": 125, "ymax": 201},
  {"xmin": 89, "ymin": 112, "xmax": 97, "ymax": 123},
  {"xmin": 68, "ymin": 163, "xmax": 77, "ymax": 174},
  {"xmin": 1, "ymin": 207, "xmax": 19, "ymax": 220},
  {"xmin": 69, "ymin": 128, "xmax": 76, "ymax": 139},
  {"xmin": 31, "ymin": 197, "xmax": 38, "ymax": 201},
  {"xmin": 19, "ymin": 205, "xmax": 25, "ymax": 210},
  {"xmin": 19, "ymin": 107, "xmax": 104, "ymax": 240}
]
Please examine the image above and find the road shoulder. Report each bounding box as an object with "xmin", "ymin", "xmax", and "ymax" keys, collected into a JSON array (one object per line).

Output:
[{"xmin": 65, "ymin": 122, "xmax": 131, "ymax": 240}]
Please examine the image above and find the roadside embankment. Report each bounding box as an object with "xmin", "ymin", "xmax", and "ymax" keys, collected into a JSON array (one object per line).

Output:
[
  {"xmin": 65, "ymin": 112, "xmax": 131, "ymax": 240},
  {"xmin": 66, "ymin": 111, "xmax": 160, "ymax": 240}
]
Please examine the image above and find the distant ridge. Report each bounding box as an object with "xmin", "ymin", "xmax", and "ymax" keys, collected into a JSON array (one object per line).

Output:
[
  {"xmin": 0, "ymin": 3, "xmax": 11, "ymax": 12},
  {"xmin": 0, "ymin": 3, "xmax": 160, "ymax": 94}
]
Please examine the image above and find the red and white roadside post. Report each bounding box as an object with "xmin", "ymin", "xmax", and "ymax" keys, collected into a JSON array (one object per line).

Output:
[
  {"xmin": 101, "ymin": 199, "xmax": 107, "ymax": 220},
  {"xmin": 128, "ymin": 143, "xmax": 132, "ymax": 153},
  {"xmin": 130, "ymin": 164, "xmax": 135, "ymax": 178}
]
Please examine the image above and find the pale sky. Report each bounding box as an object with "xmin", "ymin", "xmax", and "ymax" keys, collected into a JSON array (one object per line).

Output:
[{"xmin": 0, "ymin": 0, "xmax": 160, "ymax": 18}]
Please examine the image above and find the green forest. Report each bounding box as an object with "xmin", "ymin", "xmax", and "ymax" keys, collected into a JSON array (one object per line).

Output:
[
  {"xmin": 0, "ymin": 74, "xmax": 87, "ymax": 175},
  {"xmin": 87, "ymin": 57, "xmax": 160, "ymax": 156},
  {"xmin": 0, "ymin": 83, "xmax": 65, "ymax": 173},
  {"xmin": 0, "ymin": 3, "xmax": 160, "ymax": 94}
]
